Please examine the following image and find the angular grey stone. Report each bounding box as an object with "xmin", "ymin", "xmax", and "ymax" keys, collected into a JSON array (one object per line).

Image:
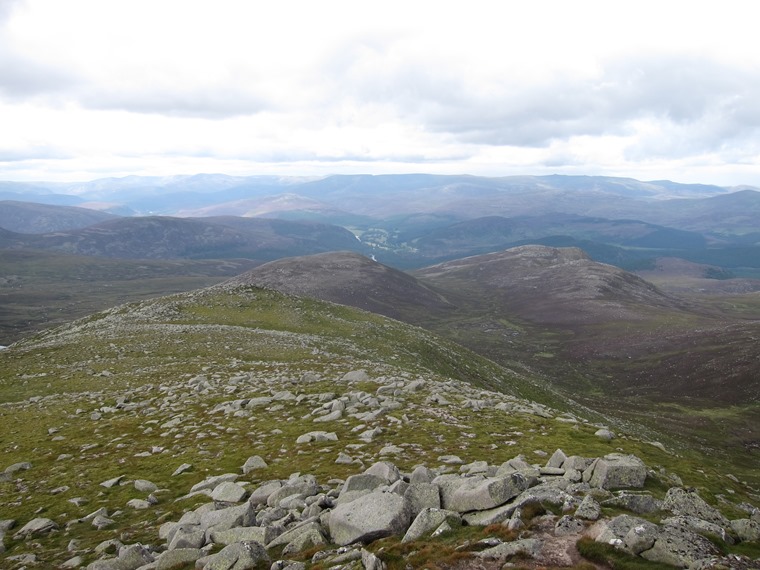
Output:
[
  {"xmin": 641, "ymin": 523, "xmax": 719, "ymax": 567},
  {"xmin": 462, "ymin": 502, "xmax": 518, "ymax": 526},
  {"xmin": 172, "ymin": 463, "xmax": 193, "ymax": 476},
  {"xmin": 211, "ymin": 526, "xmax": 281, "ymax": 546},
  {"xmin": 134, "ymin": 479, "xmax": 158, "ymax": 493},
  {"xmin": 100, "ymin": 475, "xmax": 125, "ymax": 488},
  {"xmin": 241, "ymin": 455, "xmax": 268, "ymax": 474},
  {"xmin": 361, "ymin": 548, "xmax": 387, "ymax": 570},
  {"xmin": 402, "ymin": 508, "xmax": 460, "ymax": 542},
  {"xmin": 155, "ymin": 548, "xmax": 203, "ymax": 570},
  {"xmin": 441, "ymin": 474, "xmax": 528, "ymax": 513},
  {"xmin": 272, "ymin": 522, "xmax": 327, "ymax": 556},
  {"xmin": 364, "ymin": 461, "xmax": 401, "ymax": 484},
  {"xmin": 603, "ymin": 491, "xmax": 662, "ymax": 514},
  {"xmin": 623, "ymin": 521, "xmax": 659, "ymax": 555},
  {"xmin": 203, "ymin": 541, "xmax": 269, "ymax": 570},
  {"xmin": 248, "ymin": 480, "xmax": 282, "ymax": 506},
  {"xmin": 662, "ymin": 487, "xmax": 729, "ymax": 527},
  {"xmin": 662, "ymin": 515, "xmax": 727, "ymax": 540},
  {"xmin": 328, "ymin": 491, "xmax": 412, "ymax": 546},
  {"xmin": 117, "ymin": 543, "xmax": 154, "ymax": 568},
  {"xmin": 267, "ymin": 475, "xmax": 319, "ymax": 507},
  {"xmin": 461, "ymin": 460, "xmax": 490, "ymax": 475},
  {"xmin": 546, "ymin": 449, "xmax": 567, "ymax": 469},
  {"xmin": 554, "ymin": 515, "xmax": 584, "ymax": 536},
  {"xmin": 409, "ymin": 465, "xmax": 434, "ymax": 484},
  {"xmin": 313, "ymin": 409, "xmax": 342, "ymax": 422},
  {"xmin": 404, "ymin": 482, "xmax": 441, "ymax": 518},
  {"xmin": 92, "ymin": 515, "xmax": 115, "ymax": 530},
  {"xmin": 575, "ymin": 495, "xmax": 601, "ymax": 521},
  {"xmin": 563, "ymin": 456, "xmax": 595, "ymax": 471},
  {"xmin": 342, "ymin": 370, "xmax": 369, "ymax": 382},
  {"xmin": 199, "ymin": 502, "xmax": 255, "ymax": 532},
  {"xmin": 211, "ymin": 481, "xmax": 248, "ymax": 503},
  {"xmin": 437, "ymin": 455, "xmax": 463, "ymax": 465},
  {"xmin": 13, "ymin": 517, "xmax": 58, "ymax": 539},
  {"xmin": 126, "ymin": 498, "xmax": 151, "ymax": 509},
  {"xmin": 589, "ymin": 514, "xmax": 652, "ymax": 544},
  {"xmin": 730, "ymin": 518, "xmax": 760, "ymax": 542},
  {"xmin": 588, "ymin": 454, "xmax": 646, "ymax": 490},
  {"xmin": 295, "ymin": 431, "xmax": 338, "ymax": 444},
  {"xmin": 190, "ymin": 473, "xmax": 238, "ymax": 494},
  {"xmin": 60, "ymin": 555, "xmax": 84, "ymax": 569},
  {"xmin": 167, "ymin": 525, "xmax": 205, "ymax": 550},
  {"xmin": 340, "ymin": 473, "xmax": 386, "ymax": 497}
]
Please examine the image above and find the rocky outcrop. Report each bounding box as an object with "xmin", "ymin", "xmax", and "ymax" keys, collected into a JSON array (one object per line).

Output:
[{"xmin": 45, "ymin": 450, "xmax": 754, "ymax": 569}]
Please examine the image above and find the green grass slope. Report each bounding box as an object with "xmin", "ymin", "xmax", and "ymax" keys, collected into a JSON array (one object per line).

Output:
[{"xmin": 2, "ymin": 285, "xmax": 758, "ymax": 568}]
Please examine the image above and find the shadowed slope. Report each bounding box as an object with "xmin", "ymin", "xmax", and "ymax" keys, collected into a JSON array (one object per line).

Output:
[{"xmin": 223, "ymin": 251, "xmax": 454, "ymax": 322}]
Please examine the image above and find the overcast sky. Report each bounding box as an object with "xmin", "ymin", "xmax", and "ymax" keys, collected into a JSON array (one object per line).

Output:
[{"xmin": 1, "ymin": 0, "xmax": 759, "ymax": 185}]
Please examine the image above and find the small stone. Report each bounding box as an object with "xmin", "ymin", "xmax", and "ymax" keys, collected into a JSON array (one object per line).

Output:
[
  {"xmin": 134, "ymin": 479, "xmax": 158, "ymax": 493},
  {"xmin": 241, "ymin": 455, "xmax": 268, "ymax": 474},
  {"xmin": 172, "ymin": 463, "xmax": 193, "ymax": 476},
  {"xmin": 100, "ymin": 475, "xmax": 124, "ymax": 488}
]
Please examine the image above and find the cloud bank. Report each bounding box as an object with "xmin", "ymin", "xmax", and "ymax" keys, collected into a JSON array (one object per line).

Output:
[{"xmin": 1, "ymin": 0, "xmax": 759, "ymax": 185}]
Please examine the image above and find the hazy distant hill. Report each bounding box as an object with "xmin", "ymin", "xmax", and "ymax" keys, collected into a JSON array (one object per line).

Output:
[
  {"xmin": 0, "ymin": 216, "xmax": 367, "ymax": 260},
  {"xmin": 0, "ymin": 200, "xmax": 117, "ymax": 233}
]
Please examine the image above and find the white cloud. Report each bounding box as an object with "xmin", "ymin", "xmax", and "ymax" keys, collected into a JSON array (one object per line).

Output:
[{"xmin": 1, "ymin": 0, "xmax": 760, "ymax": 185}]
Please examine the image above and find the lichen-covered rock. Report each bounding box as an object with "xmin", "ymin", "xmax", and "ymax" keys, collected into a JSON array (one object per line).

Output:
[
  {"xmin": 575, "ymin": 495, "xmax": 601, "ymax": 520},
  {"xmin": 404, "ymin": 482, "xmax": 441, "ymax": 517},
  {"xmin": 155, "ymin": 548, "xmax": 203, "ymax": 570},
  {"xmin": 603, "ymin": 491, "xmax": 662, "ymax": 514},
  {"xmin": 328, "ymin": 491, "xmax": 411, "ymax": 545},
  {"xmin": 588, "ymin": 514, "xmax": 651, "ymax": 544},
  {"xmin": 662, "ymin": 487, "xmax": 730, "ymax": 527},
  {"xmin": 640, "ymin": 523, "xmax": 720, "ymax": 567},
  {"xmin": 588, "ymin": 454, "xmax": 646, "ymax": 490},
  {"xmin": 554, "ymin": 515, "xmax": 584, "ymax": 536},
  {"xmin": 730, "ymin": 518, "xmax": 760, "ymax": 542},
  {"xmin": 439, "ymin": 473, "xmax": 528, "ymax": 513},
  {"xmin": 623, "ymin": 521, "xmax": 659, "ymax": 554},
  {"xmin": 203, "ymin": 541, "xmax": 269, "ymax": 570}
]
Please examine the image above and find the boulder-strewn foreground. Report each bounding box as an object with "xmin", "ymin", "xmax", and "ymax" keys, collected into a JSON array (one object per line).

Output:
[{"xmin": 1, "ymin": 286, "xmax": 758, "ymax": 568}]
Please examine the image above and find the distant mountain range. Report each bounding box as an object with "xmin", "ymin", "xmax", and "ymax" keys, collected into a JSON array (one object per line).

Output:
[{"xmin": 2, "ymin": 173, "xmax": 759, "ymax": 274}]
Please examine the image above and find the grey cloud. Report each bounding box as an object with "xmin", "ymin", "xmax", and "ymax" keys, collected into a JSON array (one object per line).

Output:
[
  {"xmin": 0, "ymin": 43, "xmax": 79, "ymax": 99},
  {"xmin": 334, "ymin": 49, "xmax": 760, "ymax": 155},
  {"xmin": 0, "ymin": 0, "xmax": 24, "ymax": 22},
  {"xmin": 78, "ymin": 84, "xmax": 272, "ymax": 119}
]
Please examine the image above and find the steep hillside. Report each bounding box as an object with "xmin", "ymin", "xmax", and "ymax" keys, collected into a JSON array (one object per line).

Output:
[
  {"xmin": 0, "ymin": 201, "xmax": 117, "ymax": 233},
  {"xmin": 1, "ymin": 285, "xmax": 758, "ymax": 568},
  {"xmin": 224, "ymin": 251, "xmax": 454, "ymax": 322}
]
